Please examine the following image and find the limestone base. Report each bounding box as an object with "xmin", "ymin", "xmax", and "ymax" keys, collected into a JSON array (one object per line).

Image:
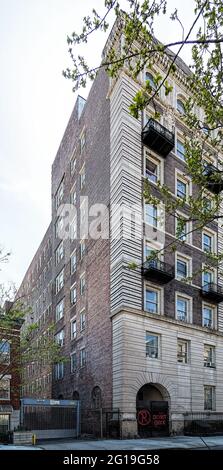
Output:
[
  {"xmin": 170, "ymin": 413, "xmax": 186, "ymax": 435},
  {"xmin": 121, "ymin": 419, "xmax": 138, "ymax": 439}
]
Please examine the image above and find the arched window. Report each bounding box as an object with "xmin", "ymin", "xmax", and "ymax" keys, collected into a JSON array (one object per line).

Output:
[
  {"xmin": 176, "ymin": 98, "xmax": 186, "ymax": 115},
  {"xmin": 58, "ymin": 394, "xmax": 64, "ymax": 400},
  {"xmin": 91, "ymin": 386, "xmax": 102, "ymax": 409},
  {"xmin": 145, "ymin": 72, "xmax": 156, "ymax": 90},
  {"xmin": 73, "ymin": 391, "xmax": 79, "ymax": 400}
]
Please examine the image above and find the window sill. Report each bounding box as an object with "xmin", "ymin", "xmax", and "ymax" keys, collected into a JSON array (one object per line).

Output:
[
  {"xmin": 173, "ymin": 152, "xmax": 186, "ymax": 164},
  {"xmin": 176, "ymin": 277, "xmax": 192, "ymax": 285}
]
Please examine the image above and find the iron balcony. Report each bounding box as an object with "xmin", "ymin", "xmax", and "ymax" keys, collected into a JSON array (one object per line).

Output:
[
  {"xmin": 201, "ymin": 283, "xmax": 223, "ymax": 303},
  {"xmin": 141, "ymin": 259, "xmax": 175, "ymax": 284},
  {"xmin": 142, "ymin": 118, "xmax": 175, "ymax": 157},
  {"xmin": 203, "ymin": 164, "xmax": 223, "ymax": 194}
]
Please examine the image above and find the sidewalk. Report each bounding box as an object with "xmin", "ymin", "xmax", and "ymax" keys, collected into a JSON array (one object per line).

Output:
[{"xmin": 39, "ymin": 435, "xmax": 223, "ymax": 450}]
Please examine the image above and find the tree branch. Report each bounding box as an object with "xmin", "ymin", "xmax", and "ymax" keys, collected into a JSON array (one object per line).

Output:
[{"xmin": 70, "ymin": 38, "xmax": 223, "ymax": 81}]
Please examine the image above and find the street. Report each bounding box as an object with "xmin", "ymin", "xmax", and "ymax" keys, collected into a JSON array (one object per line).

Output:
[{"xmin": 38, "ymin": 435, "xmax": 223, "ymax": 450}]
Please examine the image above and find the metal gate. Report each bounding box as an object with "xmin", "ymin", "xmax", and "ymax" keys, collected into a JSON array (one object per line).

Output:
[
  {"xmin": 21, "ymin": 398, "xmax": 80, "ymax": 440},
  {"xmin": 184, "ymin": 412, "xmax": 223, "ymax": 436},
  {"xmin": 80, "ymin": 408, "xmax": 120, "ymax": 439},
  {"xmin": 137, "ymin": 401, "xmax": 169, "ymax": 437}
]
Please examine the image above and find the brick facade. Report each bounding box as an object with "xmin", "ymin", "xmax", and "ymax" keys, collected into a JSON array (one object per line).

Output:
[
  {"xmin": 17, "ymin": 224, "xmax": 53, "ymax": 399},
  {"xmin": 51, "ymin": 70, "xmax": 112, "ymax": 407}
]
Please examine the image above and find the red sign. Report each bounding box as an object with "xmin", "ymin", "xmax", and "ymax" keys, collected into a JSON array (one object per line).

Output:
[
  {"xmin": 153, "ymin": 413, "xmax": 167, "ymax": 427},
  {"xmin": 137, "ymin": 409, "xmax": 151, "ymax": 426}
]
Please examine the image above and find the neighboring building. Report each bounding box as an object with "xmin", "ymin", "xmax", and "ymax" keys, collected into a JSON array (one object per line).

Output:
[
  {"xmin": 17, "ymin": 224, "xmax": 53, "ymax": 399},
  {"xmin": 0, "ymin": 304, "xmax": 23, "ymax": 433},
  {"xmin": 17, "ymin": 22, "xmax": 223, "ymax": 437}
]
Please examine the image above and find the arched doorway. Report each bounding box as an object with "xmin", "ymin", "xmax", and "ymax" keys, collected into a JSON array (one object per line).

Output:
[
  {"xmin": 91, "ymin": 386, "xmax": 102, "ymax": 409},
  {"xmin": 136, "ymin": 383, "xmax": 170, "ymax": 437},
  {"xmin": 73, "ymin": 391, "xmax": 79, "ymax": 401}
]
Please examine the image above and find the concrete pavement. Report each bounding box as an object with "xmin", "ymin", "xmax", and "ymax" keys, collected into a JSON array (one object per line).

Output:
[{"xmin": 38, "ymin": 435, "xmax": 223, "ymax": 450}]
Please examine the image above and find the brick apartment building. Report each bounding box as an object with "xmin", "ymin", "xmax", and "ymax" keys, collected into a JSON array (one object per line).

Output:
[
  {"xmin": 18, "ymin": 224, "xmax": 53, "ymax": 399},
  {"xmin": 0, "ymin": 303, "xmax": 23, "ymax": 433},
  {"xmin": 17, "ymin": 22, "xmax": 223, "ymax": 437}
]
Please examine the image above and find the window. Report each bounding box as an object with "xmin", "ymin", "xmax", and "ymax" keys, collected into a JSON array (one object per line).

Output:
[
  {"xmin": 70, "ymin": 250, "xmax": 77, "ymax": 274},
  {"xmin": 145, "ymin": 154, "xmax": 162, "ymax": 184},
  {"xmin": 176, "ymin": 140, "xmax": 185, "ymax": 161},
  {"xmin": 0, "ymin": 341, "xmax": 10, "ymax": 364},
  {"xmin": 145, "ymin": 72, "xmax": 156, "ymax": 90},
  {"xmin": 202, "ymin": 231, "xmax": 214, "ymax": 253},
  {"xmin": 70, "ymin": 284, "xmax": 77, "ymax": 305},
  {"xmin": 177, "ymin": 98, "xmax": 185, "ymax": 115},
  {"xmin": 71, "ymin": 319, "xmax": 77, "ymax": 340},
  {"xmin": 145, "ymin": 203, "xmax": 165, "ymax": 231},
  {"xmin": 145, "ymin": 204, "xmax": 157, "ymax": 227},
  {"xmin": 0, "ymin": 414, "xmax": 9, "ymax": 432},
  {"xmin": 80, "ymin": 131, "xmax": 86, "ymax": 153},
  {"xmin": 80, "ymin": 200, "xmax": 87, "ymax": 226},
  {"xmin": 0, "ymin": 378, "xmax": 10, "ymax": 400},
  {"xmin": 55, "ymin": 217, "xmax": 64, "ymax": 238},
  {"xmin": 80, "ymin": 310, "xmax": 86, "ymax": 331},
  {"xmin": 70, "ymin": 155, "xmax": 76, "ymax": 175},
  {"xmin": 55, "ymin": 362, "xmax": 64, "ymax": 380},
  {"xmin": 56, "ymin": 269, "xmax": 64, "ymax": 294},
  {"xmin": 145, "ymin": 287, "xmax": 160, "ymax": 314},
  {"xmin": 146, "ymin": 333, "xmax": 159, "ymax": 358},
  {"xmin": 177, "ymin": 339, "xmax": 189, "ymax": 363},
  {"xmin": 204, "ymin": 345, "xmax": 215, "ymax": 368},
  {"xmin": 70, "ymin": 217, "xmax": 77, "ymax": 241},
  {"xmin": 176, "ymin": 255, "xmax": 190, "ymax": 281},
  {"xmin": 55, "ymin": 241, "xmax": 64, "ymax": 265},
  {"xmin": 55, "ymin": 329, "xmax": 64, "ymax": 347},
  {"xmin": 204, "ymin": 385, "xmax": 215, "ymax": 411},
  {"xmin": 203, "ymin": 158, "xmax": 215, "ymax": 174},
  {"xmin": 202, "ymin": 124, "xmax": 209, "ymax": 135},
  {"xmin": 70, "ymin": 187, "xmax": 76, "ymax": 206},
  {"xmin": 80, "ymin": 165, "xmax": 85, "ymax": 189},
  {"xmin": 177, "ymin": 178, "xmax": 187, "ymax": 199},
  {"xmin": 176, "ymin": 216, "xmax": 187, "ymax": 242},
  {"xmin": 71, "ymin": 352, "xmax": 77, "ymax": 373},
  {"xmin": 202, "ymin": 269, "xmax": 214, "ymax": 288},
  {"xmin": 80, "ymin": 348, "xmax": 86, "ymax": 367},
  {"xmin": 176, "ymin": 171, "xmax": 191, "ymax": 201},
  {"xmin": 80, "ymin": 240, "xmax": 86, "ymax": 259},
  {"xmin": 203, "ymin": 196, "xmax": 212, "ymax": 213},
  {"xmin": 55, "ymin": 179, "xmax": 64, "ymax": 209},
  {"xmin": 203, "ymin": 305, "xmax": 214, "ymax": 328},
  {"xmin": 145, "ymin": 243, "xmax": 159, "ymax": 266},
  {"xmin": 55, "ymin": 299, "xmax": 64, "ymax": 322},
  {"xmin": 176, "ymin": 295, "xmax": 190, "ymax": 322},
  {"xmin": 80, "ymin": 274, "xmax": 86, "ymax": 295}
]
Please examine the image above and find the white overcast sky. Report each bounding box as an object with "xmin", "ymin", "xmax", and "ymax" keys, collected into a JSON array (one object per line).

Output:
[{"xmin": 0, "ymin": 0, "xmax": 195, "ymax": 288}]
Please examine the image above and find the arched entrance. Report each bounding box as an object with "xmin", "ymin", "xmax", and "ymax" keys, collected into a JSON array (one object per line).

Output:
[{"xmin": 136, "ymin": 383, "xmax": 170, "ymax": 437}]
